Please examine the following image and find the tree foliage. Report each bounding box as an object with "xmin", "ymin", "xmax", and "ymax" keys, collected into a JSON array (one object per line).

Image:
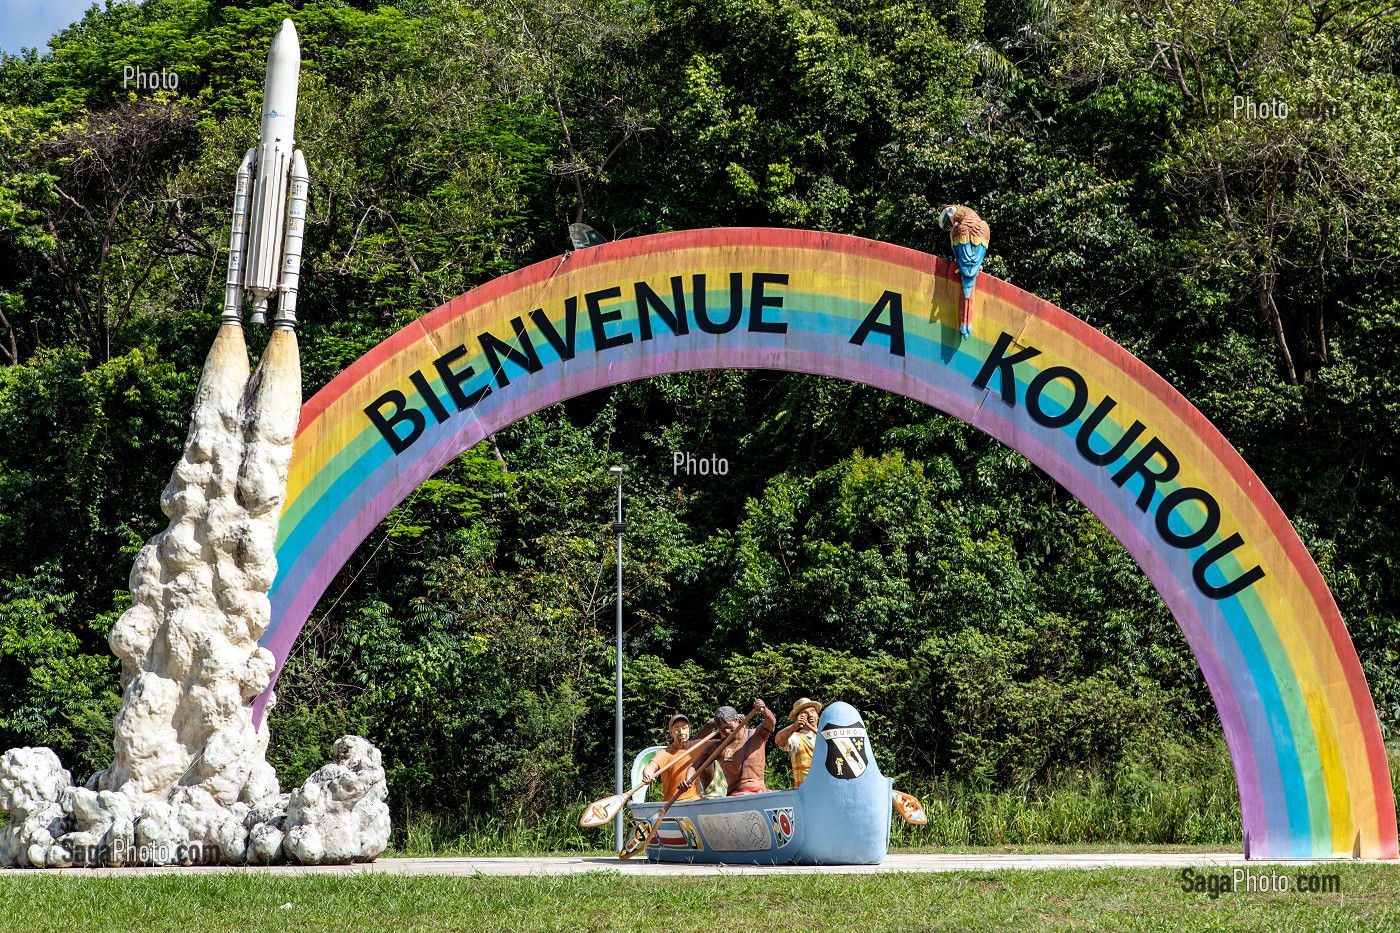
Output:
[{"xmin": 0, "ymin": 0, "xmax": 1398, "ymax": 831}]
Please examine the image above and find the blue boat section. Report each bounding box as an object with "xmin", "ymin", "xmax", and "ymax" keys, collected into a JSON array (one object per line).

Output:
[{"xmin": 627, "ymin": 702, "xmax": 893, "ymax": 865}]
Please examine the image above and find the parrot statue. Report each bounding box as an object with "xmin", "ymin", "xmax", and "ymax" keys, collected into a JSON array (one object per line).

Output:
[{"xmin": 939, "ymin": 204, "xmax": 990, "ymax": 339}]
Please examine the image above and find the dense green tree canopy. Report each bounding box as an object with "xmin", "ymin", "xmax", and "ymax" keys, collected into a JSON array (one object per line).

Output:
[{"xmin": 0, "ymin": 0, "xmax": 1397, "ymax": 834}]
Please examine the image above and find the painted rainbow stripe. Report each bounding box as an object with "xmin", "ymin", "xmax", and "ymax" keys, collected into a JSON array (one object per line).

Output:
[{"xmin": 260, "ymin": 228, "xmax": 1396, "ymax": 859}]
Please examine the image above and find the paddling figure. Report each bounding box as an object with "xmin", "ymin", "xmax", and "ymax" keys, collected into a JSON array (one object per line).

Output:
[
  {"xmin": 699, "ymin": 700, "xmax": 777, "ymax": 796},
  {"xmin": 641, "ymin": 713, "xmax": 701, "ymax": 802},
  {"xmin": 775, "ymin": 697, "xmax": 822, "ymax": 788}
]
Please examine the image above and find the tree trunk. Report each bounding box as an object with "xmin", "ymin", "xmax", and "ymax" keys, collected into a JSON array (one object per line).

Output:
[
  {"xmin": 488, "ymin": 433, "xmax": 508, "ymax": 472},
  {"xmin": 1313, "ymin": 220, "xmax": 1329, "ymax": 368},
  {"xmin": 1262, "ymin": 277, "xmax": 1298, "ymax": 386},
  {"xmin": 0, "ymin": 304, "xmax": 16, "ymax": 365}
]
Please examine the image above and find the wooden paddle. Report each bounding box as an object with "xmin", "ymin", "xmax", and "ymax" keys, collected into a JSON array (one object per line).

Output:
[
  {"xmin": 579, "ymin": 723, "xmax": 720, "ymax": 828},
  {"xmin": 891, "ymin": 788, "xmax": 928, "ymax": 825},
  {"xmin": 618, "ymin": 709, "xmax": 762, "ymax": 859}
]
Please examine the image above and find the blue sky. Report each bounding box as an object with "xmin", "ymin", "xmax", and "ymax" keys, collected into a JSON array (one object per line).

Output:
[{"xmin": 2, "ymin": 0, "xmax": 102, "ymax": 55}]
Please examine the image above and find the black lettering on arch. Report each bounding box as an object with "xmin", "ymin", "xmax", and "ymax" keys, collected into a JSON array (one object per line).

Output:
[
  {"xmin": 364, "ymin": 389, "xmax": 425, "ymax": 455},
  {"xmin": 407, "ymin": 370, "xmax": 451, "ymax": 424},
  {"xmin": 1025, "ymin": 365, "xmax": 1089, "ymax": 429},
  {"xmin": 635, "ymin": 278, "xmax": 690, "ymax": 340},
  {"xmin": 849, "ymin": 291, "xmax": 905, "ymax": 357},
  {"xmin": 587, "ymin": 287, "xmax": 633, "ymax": 351},
  {"xmin": 1193, "ymin": 534, "xmax": 1267, "ymax": 599},
  {"xmin": 1155, "ymin": 487, "xmax": 1222, "ymax": 550},
  {"xmin": 1076, "ymin": 396, "xmax": 1146, "ymax": 466},
  {"xmin": 694, "ymin": 273, "xmax": 744, "ymax": 334},
  {"xmin": 479, "ymin": 316, "xmax": 543, "ymax": 388},
  {"xmin": 529, "ymin": 298, "xmax": 580, "ymax": 362},
  {"xmin": 433, "ymin": 345, "xmax": 491, "ymax": 411},
  {"xmin": 748, "ymin": 272, "xmax": 788, "ymax": 334},
  {"xmin": 972, "ymin": 332, "xmax": 1042, "ymax": 406},
  {"xmin": 1111, "ymin": 437, "xmax": 1180, "ymax": 511}
]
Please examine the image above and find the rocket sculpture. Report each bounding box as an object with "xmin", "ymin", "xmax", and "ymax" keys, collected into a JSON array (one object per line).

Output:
[
  {"xmin": 223, "ymin": 19, "xmax": 309, "ymax": 330},
  {"xmin": 939, "ymin": 204, "xmax": 990, "ymax": 339}
]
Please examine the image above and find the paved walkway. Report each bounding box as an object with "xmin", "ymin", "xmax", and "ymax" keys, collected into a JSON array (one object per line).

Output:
[
  {"xmin": 21, "ymin": 852, "xmax": 1376, "ymax": 877},
  {"xmin": 356, "ymin": 853, "xmax": 1335, "ymax": 876}
]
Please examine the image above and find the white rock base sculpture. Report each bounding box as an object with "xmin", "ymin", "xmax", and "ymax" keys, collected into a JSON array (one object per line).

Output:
[
  {"xmin": 0, "ymin": 748, "xmax": 72, "ymax": 868},
  {"xmin": 0, "ymin": 736, "xmax": 388, "ymax": 867},
  {"xmin": 0, "ymin": 325, "xmax": 392, "ymax": 867},
  {"xmin": 284, "ymin": 736, "xmax": 391, "ymax": 864}
]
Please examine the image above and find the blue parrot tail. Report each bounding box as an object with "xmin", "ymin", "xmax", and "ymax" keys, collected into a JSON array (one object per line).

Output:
[
  {"xmin": 959, "ymin": 323, "xmax": 972, "ymax": 339},
  {"xmin": 953, "ymin": 242, "xmax": 987, "ymax": 299}
]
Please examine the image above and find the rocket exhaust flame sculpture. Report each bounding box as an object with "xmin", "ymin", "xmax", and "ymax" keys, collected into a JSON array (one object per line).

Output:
[
  {"xmin": 0, "ymin": 17, "xmax": 393, "ymax": 871},
  {"xmin": 224, "ymin": 19, "xmax": 308, "ymax": 330}
]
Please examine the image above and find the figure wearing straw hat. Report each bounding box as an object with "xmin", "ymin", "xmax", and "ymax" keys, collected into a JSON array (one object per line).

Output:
[{"xmin": 775, "ymin": 698, "xmax": 823, "ymax": 788}]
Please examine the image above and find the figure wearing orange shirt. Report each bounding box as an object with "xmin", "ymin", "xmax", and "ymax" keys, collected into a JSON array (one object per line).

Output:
[{"xmin": 641, "ymin": 713, "xmax": 702, "ymax": 802}]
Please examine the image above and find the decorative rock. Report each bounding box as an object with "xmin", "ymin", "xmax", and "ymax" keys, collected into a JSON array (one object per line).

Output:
[
  {"xmin": 43, "ymin": 840, "xmax": 73, "ymax": 869},
  {"xmin": 57, "ymin": 788, "xmax": 136, "ymax": 866},
  {"xmin": 249, "ymin": 820, "xmax": 285, "ymax": 864},
  {"xmin": 241, "ymin": 758, "xmax": 281, "ymax": 807},
  {"xmin": 245, "ymin": 792, "xmax": 290, "ymax": 864},
  {"xmin": 0, "ymin": 748, "xmax": 72, "ymax": 868},
  {"xmin": 168, "ymin": 785, "xmax": 248, "ymax": 864},
  {"xmin": 134, "ymin": 799, "xmax": 182, "ymax": 865},
  {"xmin": 126, "ymin": 786, "xmax": 250, "ymax": 865},
  {"xmin": 283, "ymin": 736, "xmax": 391, "ymax": 864}
]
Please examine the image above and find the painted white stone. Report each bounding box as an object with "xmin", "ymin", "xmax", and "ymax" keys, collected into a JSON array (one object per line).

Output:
[
  {"xmin": 50, "ymin": 787, "xmax": 137, "ymax": 866},
  {"xmin": 284, "ymin": 736, "xmax": 391, "ymax": 864},
  {"xmin": 129, "ymin": 791, "xmax": 245, "ymax": 865},
  {"xmin": 133, "ymin": 799, "xmax": 182, "ymax": 865},
  {"xmin": 249, "ymin": 820, "xmax": 286, "ymax": 864},
  {"xmin": 241, "ymin": 755, "xmax": 281, "ymax": 806},
  {"xmin": 0, "ymin": 748, "xmax": 71, "ymax": 868}
]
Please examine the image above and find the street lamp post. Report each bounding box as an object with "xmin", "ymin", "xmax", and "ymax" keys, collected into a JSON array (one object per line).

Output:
[{"xmin": 608, "ymin": 465, "xmax": 627, "ymax": 852}]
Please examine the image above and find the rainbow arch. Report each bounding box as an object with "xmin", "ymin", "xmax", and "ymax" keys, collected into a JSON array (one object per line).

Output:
[{"xmin": 259, "ymin": 227, "xmax": 1396, "ymax": 860}]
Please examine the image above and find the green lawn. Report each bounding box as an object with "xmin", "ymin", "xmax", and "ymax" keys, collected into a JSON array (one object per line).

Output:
[{"xmin": 1, "ymin": 865, "xmax": 1396, "ymax": 932}]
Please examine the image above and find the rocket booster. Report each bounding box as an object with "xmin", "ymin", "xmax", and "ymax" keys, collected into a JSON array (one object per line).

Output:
[{"xmin": 223, "ymin": 19, "xmax": 309, "ymax": 330}]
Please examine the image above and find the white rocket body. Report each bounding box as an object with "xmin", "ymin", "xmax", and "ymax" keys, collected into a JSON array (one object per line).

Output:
[{"xmin": 223, "ymin": 19, "xmax": 308, "ymax": 330}]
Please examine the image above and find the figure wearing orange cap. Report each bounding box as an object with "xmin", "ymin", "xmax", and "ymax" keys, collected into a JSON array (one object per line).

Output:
[
  {"xmin": 939, "ymin": 204, "xmax": 990, "ymax": 340},
  {"xmin": 641, "ymin": 713, "xmax": 702, "ymax": 802},
  {"xmin": 775, "ymin": 698, "xmax": 823, "ymax": 787}
]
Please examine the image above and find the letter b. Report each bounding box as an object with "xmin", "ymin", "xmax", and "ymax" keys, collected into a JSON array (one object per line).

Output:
[{"xmin": 365, "ymin": 390, "xmax": 426, "ymax": 454}]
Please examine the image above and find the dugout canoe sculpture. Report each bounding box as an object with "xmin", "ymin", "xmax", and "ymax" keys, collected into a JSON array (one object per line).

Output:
[{"xmin": 625, "ymin": 702, "xmax": 893, "ymax": 865}]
